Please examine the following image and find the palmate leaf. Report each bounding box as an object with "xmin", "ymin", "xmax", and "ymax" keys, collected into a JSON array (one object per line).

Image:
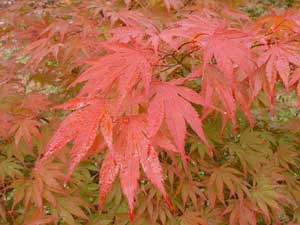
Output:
[
  {"xmin": 9, "ymin": 117, "xmax": 42, "ymax": 148},
  {"xmin": 161, "ymin": 12, "xmax": 254, "ymax": 77},
  {"xmin": 98, "ymin": 115, "xmax": 170, "ymax": 219},
  {"xmin": 102, "ymin": 8, "xmax": 158, "ymax": 30},
  {"xmin": 135, "ymin": 186, "xmax": 174, "ymax": 225},
  {"xmin": 20, "ymin": 38, "xmax": 63, "ymax": 71},
  {"xmin": 55, "ymin": 196, "xmax": 90, "ymax": 225},
  {"xmin": 197, "ymin": 64, "xmax": 238, "ymax": 131},
  {"xmin": 147, "ymin": 81, "xmax": 213, "ymax": 160},
  {"xmin": 223, "ymin": 199, "xmax": 258, "ymax": 225},
  {"xmin": 176, "ymin": 179, "xmax": 206, "ymax": 208},
  {"xmin": 227, "ymin": 129, "xmax": 273, "ymax": 172},
  {"xmin": 194, "ymin": 64, "xmax": 254, "ymax": 132},
  {"xmin": 21, "ymin": 209, "xmax": 58, "ymax": 225},
  {"xmin": 201, "ymin": 27, "xmax": 254, "ymax": 81},
  {"xmin": 257, "ymin": 9, "xmax": 300, "ymax": 35},
  {"xmin": 109, "ymin": 26, "xmax": 160, "ymax": 52},
  {"xmin": 0, "ymin": 158, "xmax": 22, "ymax": 182},
  {"xmin": 249, "ymin": 176, "xmax": 287, "ymax": 224},
  {"xmin": 180, "ymin": 211, "xmax": 208, "ymax": 225},
  {"xmin": 13, "ymin": 162, "xmax": 90, "ymax": 224},
  {"xmin": 35, "ymin": 98, "xmax": 113, "ymax": 184},
  {"xmin": 71, "ymin": 42, "xmax": 157, "ymax": 106},
  {"xmin": 107, "ymin": 9, "xmax": 161, "ymax": 51},
  {"xmin": 180, "ymin": 207, "xmax": 225, "ymax": 225},
  {"xmin": 274, "ymin": 145, "xmax": 299, "ymax": 170},
  {"xmin": 161, "ymin": 12, "xmax": 220, "ymax": 49},
  {"xmin": 1, "ymin": 92, "xmax": 51, "ymax": 149},
  {"xmin": 257, "ymin": 40, "xmax": 300, "ymax": 93},
  {"xmin": 17, "ymin": 15, "xmax": 89, "ymax": 70},
  {"xmin": 12, "ymin": 162, "xmax": 66, "ymax": 211},
  {"xmin": 206, "ymin": 164, "xmax": 248, "ymax": 207}
]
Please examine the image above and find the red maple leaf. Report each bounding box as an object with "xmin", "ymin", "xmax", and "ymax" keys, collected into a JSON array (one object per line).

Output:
[
  {"xmin": 35, "ymin": 98, "xmax": 113, "ymax": 184},
  {"xmin": 257, "ymin": 40, "xmax": 300, "ymax": 92},
  {"xmin": 200, "ymin": 28, "xmax": 254, "ymax": 79},
  {"xmin": 109, "ymin": 25, "xmax": 160, "ymax": 51},
  {"xmin": 72, "ymin": 43, "xmax": 157, "ymax": 107},
  {"xmin": 197, "ymin": 64, "xmax": 255, "ymax": 132},
  {"xmin": 98, "ymin": 115, "xmax": 170, "ymax": 220},
  {"xmin": 161, "ymin": 13, "xmax": 255, "ymax": 93},
  {"xmin": 147, "ymin": 81, "xmax": 212, "ymax": 159}
]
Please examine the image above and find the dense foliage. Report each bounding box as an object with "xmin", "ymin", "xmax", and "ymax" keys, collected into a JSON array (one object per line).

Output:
[{"xmin": 0, "ymin": 0, "xmax": 300, "ymax": 224}]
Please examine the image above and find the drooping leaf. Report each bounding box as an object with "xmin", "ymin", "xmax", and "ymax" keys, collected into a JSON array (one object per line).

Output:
[
  {"xmin": 35, "ymin": 99, "xmax": 113, "ymax": 184},
  {"xmin": 98, "ymin": 115, "xmax": 169, "ymax": 218}
]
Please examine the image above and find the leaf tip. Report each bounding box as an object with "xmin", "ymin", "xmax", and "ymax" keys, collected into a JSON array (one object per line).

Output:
[
  {"xmin": 208, "ymin": 145, "xmax": 214, "ymax": 158},
  {"xmin": 165, "ymin": 196, "xmax": 173, "ymax": 211},
  {"xmin": 129, "ymin": 210, "xmax": 134, "ymax": 222}
]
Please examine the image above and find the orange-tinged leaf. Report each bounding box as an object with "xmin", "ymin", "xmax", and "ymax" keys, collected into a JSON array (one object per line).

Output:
[
  {"xmin": 163, "ymin": 0, "xmax": 184, "ymax": 11},
  {"xmin": 23, "ymin": 209, "xmax": 58, "ymax": 225},
  {"xmin": 223, "ymin": 199, "xmax": 258, "ymax": 225},
  {"xmin": 10, "ymin": 117, "xmax": 41, "ymax": 148},
  {"xmin": 206, "ymin": 165, "xmax": 247, "ymax": 207}
]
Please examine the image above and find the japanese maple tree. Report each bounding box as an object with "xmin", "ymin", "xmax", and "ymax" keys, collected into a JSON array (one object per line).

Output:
[{"xmin": 0, "ymin": 0, "xmax": 300, "ymax": 224}]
